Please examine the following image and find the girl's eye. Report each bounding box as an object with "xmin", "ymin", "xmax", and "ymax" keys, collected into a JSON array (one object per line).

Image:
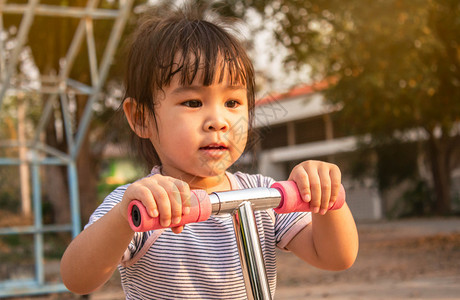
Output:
[
  {"xmin": 225, "ymin": 100, "xmax": 240, "ymax": 108},
  {"xmin": 182, "ymin": 100, "xmax": 202, "ymax": 108}
]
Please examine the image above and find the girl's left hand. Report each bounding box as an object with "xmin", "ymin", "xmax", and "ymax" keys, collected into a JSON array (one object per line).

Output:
[{"xmin": 288, "ymin": 160, "xmax": 342, "ymax": 215}]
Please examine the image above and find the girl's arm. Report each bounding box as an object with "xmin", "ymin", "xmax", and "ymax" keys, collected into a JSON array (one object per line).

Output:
[
  {"xmin": 60, "ymin": 174, "xmax": 191, "ymax": 294},
  {"xmin": 60, "ymin": 203, "xmax": 134, "ymax": 294},
  {"xmin": 284, "ymin": 160, "xmax": 359, "ymax": 270},
  {"xmin": 286, "ymin": 204, "xmax": 358, "ymax": 270}
]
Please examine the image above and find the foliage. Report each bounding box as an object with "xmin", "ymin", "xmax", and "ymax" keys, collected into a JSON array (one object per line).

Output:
[
  {"xmin": 228, "ymin": 0, "xmax": 460, "ymax": 214},
  {"xmin": 233, "ymin": 0, "xmax": 460, "ymax": 137}
]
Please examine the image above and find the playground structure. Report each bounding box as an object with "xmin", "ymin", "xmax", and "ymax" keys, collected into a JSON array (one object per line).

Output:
[{"xmin": 0, "ymin": 0, "xmax": 134, "ymax": 297}]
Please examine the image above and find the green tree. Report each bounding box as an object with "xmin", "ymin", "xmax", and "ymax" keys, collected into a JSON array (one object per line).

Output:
[{"xmin": 231, "ymin": 0, "xmax": 459, "ymax": 214}]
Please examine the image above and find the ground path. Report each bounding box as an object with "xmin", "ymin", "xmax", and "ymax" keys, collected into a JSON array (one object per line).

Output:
[{"xmin": 6, "ymin": 217, "xmax": 460, "ymax": 299}]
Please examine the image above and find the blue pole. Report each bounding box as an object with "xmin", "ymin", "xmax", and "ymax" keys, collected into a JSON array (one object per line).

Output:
[
  {"xmin": 31, "ymin": 151, "xmax": 44, "ymax": 285},
  {"xmin": 68, "ymin": 161, "xmax": 81, "ymax": 237}
]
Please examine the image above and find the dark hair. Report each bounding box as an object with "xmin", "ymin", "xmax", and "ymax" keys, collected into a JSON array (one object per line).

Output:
[{"xmin": 122, "ymin": 6, "xmax": 255, "ymax": 170}]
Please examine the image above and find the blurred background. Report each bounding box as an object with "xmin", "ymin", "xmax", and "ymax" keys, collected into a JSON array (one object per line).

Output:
[{"xmin": 0, "ymin": 0, "xmax": 459, "ymax": 299}]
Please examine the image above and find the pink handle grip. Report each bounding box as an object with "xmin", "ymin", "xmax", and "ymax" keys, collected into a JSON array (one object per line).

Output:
[
  {"xmin": 271, "ymin": 181, "xmax": 345, "ymax": 214},
  {"xmin": 128, "ymin": 190, "xmax": 212, "ymax": 232}
]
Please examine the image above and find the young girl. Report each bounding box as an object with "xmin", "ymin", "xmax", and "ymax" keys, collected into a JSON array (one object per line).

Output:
[{"xmin": 60, "ymin": 7, "xmax": 358, "ymax": 299}]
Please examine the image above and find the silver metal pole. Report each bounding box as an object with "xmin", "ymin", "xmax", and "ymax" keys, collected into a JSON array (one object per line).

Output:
[
  {"xmin": 232, "ymin": 201, "xmax": 273, "ymax": 300},
  {"xmin": 209, "ymin": 187, "xmax": 282, "ymax": 215},
  {"xmin": 206, "ymin": 187, "xmax": 282, "ymax": 298}
]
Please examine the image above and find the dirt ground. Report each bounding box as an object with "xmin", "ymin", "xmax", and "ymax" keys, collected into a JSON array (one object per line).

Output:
[
  {"xmin": 275, "ymin": 218, "xmax": 460, "ymax": 300},
  {"xmin": 4, "ymin": 217, "xmax": 460, "ymax": 300}
]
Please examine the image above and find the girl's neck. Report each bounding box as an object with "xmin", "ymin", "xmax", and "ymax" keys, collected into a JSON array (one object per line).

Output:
[
  {"xmin": 189, "ymin": 174, "xmax": 231, "ymax": 193},
  {"xmin": 159, "ymin": 166, "xmax": 231, "ymax": 193}
]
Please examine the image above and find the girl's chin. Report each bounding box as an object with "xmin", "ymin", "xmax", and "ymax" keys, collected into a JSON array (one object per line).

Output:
[{"xmin": 191, "ymin": 163, "xmax": 232, "ymax": 178}]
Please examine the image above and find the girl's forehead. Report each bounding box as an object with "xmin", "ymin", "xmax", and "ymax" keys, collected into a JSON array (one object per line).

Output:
[
  {"xmin": 165, "ymin": 50, "xmax": 248, "ymax": 88},
  {"xmin": 168, "ymin": 68, "xmax": 247, "ymax": 89},
  {"xmin": 155, "ymin": 61, "xmax": 247, "ymax": 101}
]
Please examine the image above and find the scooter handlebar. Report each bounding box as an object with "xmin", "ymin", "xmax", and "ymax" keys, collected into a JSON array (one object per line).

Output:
[{"xmin": 128, "ymin": 181, "xmax": 345, "ymax": 232}]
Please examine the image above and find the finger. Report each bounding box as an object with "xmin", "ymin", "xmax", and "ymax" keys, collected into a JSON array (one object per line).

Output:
[
  {"xmin": 145, "ymin": 176, "xmax": 182, "ymax": 226},
  {"xmin": 126, "ymin": 183, "xmax": 158, "ymax": 218},
  {"xmin": 318, "ymin": 166, "xmax": 332, "ymax": 215},
  {"xmin": 306, "ymin": 168, "xmax": 321, "ymax": 214},
  {"xmin": 151, "ymin": 185, "xmax": 172, "ymax": 227},
  {"xmin": 329, "ymin": 165, "xmax": 342, "ymax": 209},
  {"xmin": 171, "ymin": 225, "xmax": 184, "ymax": 234},
  {"xmin": 289, "ymin": 166, "xmax": 311, "ymax": 202},
  {"xmin": 161, "ymin": 179, "xmax": 182, "ymax": 225},
  {"xmin": 172, "ymin": 179, "xmax": 191, "ymax": 215}
]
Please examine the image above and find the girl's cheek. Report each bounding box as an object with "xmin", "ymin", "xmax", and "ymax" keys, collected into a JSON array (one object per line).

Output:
[{"xmin": 229, "ymin": 119, "xmax": 248, "ymax": 141}]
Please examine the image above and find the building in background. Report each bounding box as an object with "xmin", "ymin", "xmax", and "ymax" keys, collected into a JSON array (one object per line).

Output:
[
  {"xmin": 237, "ymin": 83, "xmax": 382, "ymax": 221},
  {"xmin": 236, "ymin": 82, "xmax": 460, "ymax": 221}
]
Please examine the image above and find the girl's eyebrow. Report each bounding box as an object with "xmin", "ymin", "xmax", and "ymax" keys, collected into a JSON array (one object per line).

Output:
[{"xmin": 171, "ymin": 85, "xmax": 246, "ymax": 95}]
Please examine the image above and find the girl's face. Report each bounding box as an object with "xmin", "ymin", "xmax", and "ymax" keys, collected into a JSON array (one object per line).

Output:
[{"xmin": 144, "ymin": 70, "xmax": 249, "ymax": 186}]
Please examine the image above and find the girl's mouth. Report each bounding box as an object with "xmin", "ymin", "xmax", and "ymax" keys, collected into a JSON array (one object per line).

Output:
[
  {"xmin": 199, "ymin": 145, "xmax": 228, "ymax": 150},
  {"xmin": 199, "ymin": 144, "xmax": 229, "ymax": 158}
]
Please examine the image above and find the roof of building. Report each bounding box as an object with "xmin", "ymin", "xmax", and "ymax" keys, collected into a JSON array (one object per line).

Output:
[{"xmin": 256, "ymin": 78, "xmax": 334, "ymax": 105}]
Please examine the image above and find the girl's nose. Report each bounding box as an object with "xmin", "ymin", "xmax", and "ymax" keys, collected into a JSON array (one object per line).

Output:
[{"xmin": 203, "ymin": 115, "xmax": 228, "ymax": 132}]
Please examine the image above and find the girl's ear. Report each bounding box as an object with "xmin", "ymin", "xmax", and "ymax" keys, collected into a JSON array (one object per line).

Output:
[{"xmin": 123, "ymin": 98, "xmax": 151, "ymax": 139}]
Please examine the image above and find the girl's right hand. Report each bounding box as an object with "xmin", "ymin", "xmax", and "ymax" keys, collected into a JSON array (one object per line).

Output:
[{"xmin": 119, "ymin": 174, "xmax": 191, "ymax": 234}]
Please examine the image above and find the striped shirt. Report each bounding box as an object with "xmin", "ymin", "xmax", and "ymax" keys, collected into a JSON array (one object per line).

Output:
[{"xmin": 86, "ymin": 169, "xmax": 311, "ymax": 299}]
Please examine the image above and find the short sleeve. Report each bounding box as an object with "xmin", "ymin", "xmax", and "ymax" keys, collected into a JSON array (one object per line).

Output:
[
  {"xmin": 274, "ymin": 211, "xmax": 311, "ymax": 250},
  {"xmin": 84, "ymin": 184, "xmax": 129, "ymax": 229}
]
